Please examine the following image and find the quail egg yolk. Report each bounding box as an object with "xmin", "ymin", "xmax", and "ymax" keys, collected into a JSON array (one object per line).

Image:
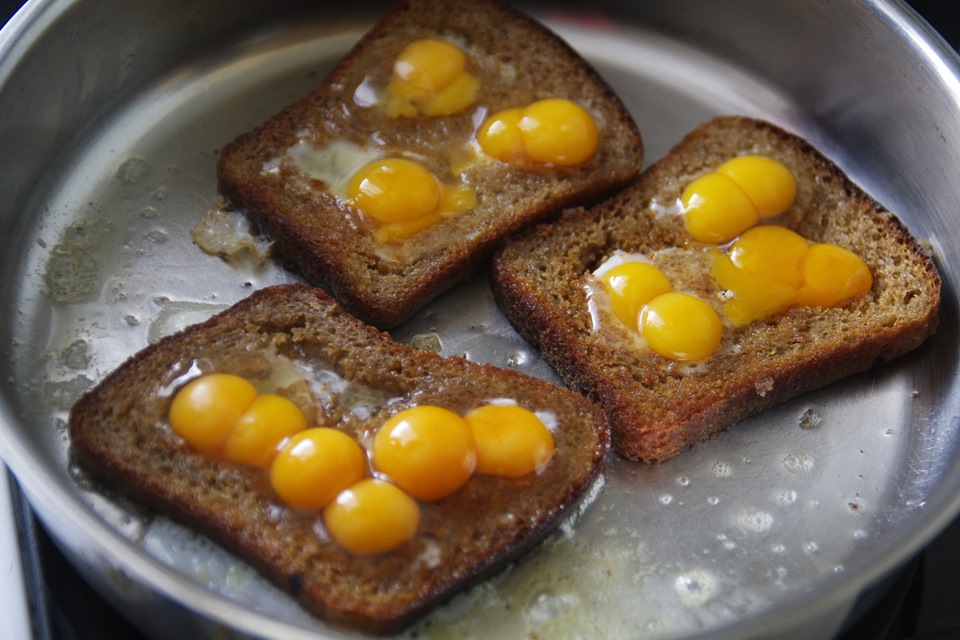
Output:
[
  {"xmin": 716, "ymin": 155, "xmax": 797, "ymax": 217},
  {"xmin": 269, "ymin": 428, "xmax": 366, "ymax": 511},
  {"xmin": 682, "ymin": 155, "xmax": 795, "ymax": 244},
  {"xmin": 797, "ymin": 243, "xmax": 873, "ymax": 308},
  {"xmin": 712, "ymin": 224, "xmax": 872, "ymax": 325},
  {"xmin": 464, "ymin": 404, "xmax": 556, "ymax": 478},
  {"xmin": 168, "ymin": 373, "xmax": 306, "ymax": 466},
  {"xmin": 323, "ymin": 478, "xmax": 421, "ymax": 555},
  {"xmin": 639, "ymin": 292, "xmax": 724, "ymax": 362},
  {"xmin": 477, "ymin": 99, "xmax": 599, "ymax": 167},
  {"xmin": 348, "ymin": 158, "xmax": 440, "ymax": 224},
  {"xmin": 599, "ymin": 261, "xmax": 674, "ymax": 330},
  {"xmin": 221, "ymin": 394, "xmax": 309, "ymax": 468},
  {"xmin": 372, "ymin": 405, "xmax": 477, "ymax": 502},
  {"xmin": 346, "ymin": 158, "xmax": 475, "ymax": 243},
  {"xmin": 386, "ymin": 38, "xmax": 479, "ymax": 118}
]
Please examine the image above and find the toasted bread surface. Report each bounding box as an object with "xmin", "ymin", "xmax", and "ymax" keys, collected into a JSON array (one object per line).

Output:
[
  {"xmin": 68, "ymin": 283, "xmax": 609, "ymax": 632},
  {"xmin": 493, "ymin": 116, "xmax": 941, "ymax": 463},
  {"xmin": 216, "ymin": 0, "xmax": 643, "ymax": 328}
]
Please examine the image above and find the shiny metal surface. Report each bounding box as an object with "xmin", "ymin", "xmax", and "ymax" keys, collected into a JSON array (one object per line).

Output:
[{"xmin": 1, "ymin": 1, "xmax": 959, "ymax": 639}]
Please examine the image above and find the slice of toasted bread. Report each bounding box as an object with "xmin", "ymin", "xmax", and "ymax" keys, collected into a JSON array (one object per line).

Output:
[
  {"xmin": 492, "ymin": 116, "xmax": 941, "ymax": 463},
  {"xmin": 68, "ymin": 283, "xmax": 609, "ymax": 632},
  {"xmin": 216, "ymin": 0, "xmax": 643, "ymax": 329}
]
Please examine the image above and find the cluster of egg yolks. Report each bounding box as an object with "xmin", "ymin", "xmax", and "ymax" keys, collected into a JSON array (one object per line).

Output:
[
  {"xmin": 682, "ymin": 155, "xmax": 797, "ymax": 244},
  {"xmin": 712, "ymin": 225, "xmax": 873, "ymax": 325},
  {"xmin": 372, "ymin": 404, "xmax": 557, "ymax": 496},
  {"xmin": 385, "ymin": 38, "xmax": 479, "ymax": 118},
  {"xmin": 477, "ymin": 99, "xmax": 599, "ymax": 167},
  {"xmin": 271, "ymin": 429, "xmax": 420, "ymax": 554},
  {"xmin": 599, "ymin": 263, "xmax": 723, "ymax": 362},
  {"xmin": 346, "ymin": 158, "xmax": 475, "ymax": 243},
  {"xmin": 168, "ymin": 373, "xmax": 306, "ymax": 467},
  {"xmin": 170, "ymin": 376, "xmax": 557, "ymax": 555}
]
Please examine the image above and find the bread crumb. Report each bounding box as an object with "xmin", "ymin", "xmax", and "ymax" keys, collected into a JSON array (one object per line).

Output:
[{"xmin": 755, "ymin": 377, "xmax": 775, "ymax": 396}]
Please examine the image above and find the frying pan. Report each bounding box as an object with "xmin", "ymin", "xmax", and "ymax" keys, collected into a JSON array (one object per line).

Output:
[{"xmin": 1, "ymin": 1, "xmax": 959, "ymax": 638}]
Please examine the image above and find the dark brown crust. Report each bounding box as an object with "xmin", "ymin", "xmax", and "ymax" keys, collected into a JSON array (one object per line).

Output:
[
  {"xmin": 216, "ymin": 0, "xmax": 643, "ymax": 328},
  {"xmin": 68, "ymin": 283, "xmax": 609, "ymax": 633},
  {"xmin": 492, "ymin": 116, "xmax": 941, "ymax": 463}
]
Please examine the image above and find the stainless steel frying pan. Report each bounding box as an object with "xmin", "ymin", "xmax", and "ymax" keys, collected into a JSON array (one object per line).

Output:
[{"xmin": 2, "ymin": 1, "xmax": 959, "ymax": 638}]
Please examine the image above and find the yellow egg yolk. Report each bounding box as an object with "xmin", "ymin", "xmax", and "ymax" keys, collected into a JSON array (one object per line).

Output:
[
  {"xmin": 728, "ymin": 225, "xmax": 809, "ymax": 289},
  {"xmin": 323, "ymin": 479, "xmax": 421, "ymax": 555},
  {"xmin": 682, "ymin": 155, "xmax": 796, "ymax": 244},
  {"xmin": 477, "ymin": 99, "xmax": 598, "ymax": 167},
  {"xmin": 712, "ymin": 224, "xmax": 872, "ymax": 325},
  {"xmin": 220, "ymin": 394, "xmax": 308, "ymax": 468},
  {"xmin": 639, "ymin": 292, "xmax": 724, "ymax": 362},
  {"xmin": 716, "ymin": 155, "xmax": 797, "ymax": 217},
  {"xmin": 168, "ymin": 373, "xmax": 307, "ymax": 467},
  {"xmin": 797, "ymin": 243, "xmax": 873, "ymax": 308},
  {"xmin": 372, "ymin": 406, "xmax": 477, "ymax": 501},
  {"xmin": 475, "ymin": 107, "xmax": 526, "ymax": 162},
  {"xmin": 464, "ymin": 404, "xmax": 556, "ymax": 477},
  {"xmin": 348, "ymin": 158, "xmax": 441, "ymax": 224},
  {"xmin": 386, "ymin": 38, "xmax": 478, "ymax": 118},
  {"xmin": 599, "ymin": 261, "xmax": 674, "ymax": 330},
  {"xmin": 346, "ymin": 158, "xmax": 475, "ymax": 243},
  {"xmin": 269, "ymin": 428, "xmax": 366, "ymax": 511},
  {"xmin": 168, "ymin": 373, "xmax": 258, "ymax": 457},
  {"xmin": 682, "ymin": 172, "xmax": 759, "ymax": 244}
]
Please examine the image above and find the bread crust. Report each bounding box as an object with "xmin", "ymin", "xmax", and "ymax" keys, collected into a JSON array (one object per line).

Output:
[
  {"xmin": 216, "ymin": 0, "xmax": 643, "ymax": 328},
  {"xmin": 493, "ymin": 116, "xmax": 941, "ymax": 463},
  {"xmin": 68, "ymin": 284, "xmax": 609, "ymax": 632}
]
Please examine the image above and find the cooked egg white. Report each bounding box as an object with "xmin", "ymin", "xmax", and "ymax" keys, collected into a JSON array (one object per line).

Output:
[{"xmin": 277, "ymin": 139, "xmax": 385, "ymax": 201}]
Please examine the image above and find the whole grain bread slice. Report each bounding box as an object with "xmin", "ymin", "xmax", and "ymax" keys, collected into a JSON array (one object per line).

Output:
[
  {"xmin": 492, "ymin": 116, "xmax": 941, "ymax": 463},
  {"xmin": 68, "ymin": 283, "xmax": 609, "ymax": 633},
  {"xmin": 216, "ymin": 0, "xmax": 643, "ymax": 329}
]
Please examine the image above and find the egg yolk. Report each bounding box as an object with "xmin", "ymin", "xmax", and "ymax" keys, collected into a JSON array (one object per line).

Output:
[
  {"xmin": 269, "ymin": 428, "xmax": 366, "ymax": 511},
  {"xmin": 728, "ymin": 225, "xmax": 809, "ymax": 289},
  {"xmin": 797, "ymin": 243, "xmax": 873, "ymax": 308},
  {"xmin": 477, "ymin": 99, "xmax": 598, "ymax": 167},
  {"xmin": 599, "ymin": 261, "xmax": 674, "ymax": 330},
  {"xmin": 464, "ymin": 404, "xmax": 555, "ymax": 478},
  {"xmin": 323, "ymin": 479, "xmax": 421, "ymax": 555},
  {"xmin": 168, "ymin": 373, "xmax": 258, "ymax": 457},
  {"xmin": 372, "ymin": 406, "xmax": 477, "ymax": 501},
  {"xmin": 639, "ymin": 292, "xmax": 724, "ymax": 362},
  {"xmin": 386, "ymin": 38, "xmax": 478, "ymax": 118},
  {"xmin": 220, "ymin": 394, "xmax": 308, "ymax": 468},
  {"xmin": 716, "ymin": 155, "xmax": 797, "ymax": 218},
  {"xmin": 681, "ymin": 172, "xmax": 759, "ymax": 244},
  {"xmin": 712, "ymin": 248, "xmax": 800, "ymax": 326},
  {"xmin": 712, "ymin": 224, "xmax": 872, "ymax": 325},
  {"xmin": 475, "ymin": 107, "xmax": 526, "ymax": 162},
  {"xmin": 346, "ymin": 158, "xmax": 475, "ymax": 243},
  {"xmin": 682, "ymin": 155, "xmax": 796, "ymax": 244},
  {"xmin": 348, "ymin": 158, "xmax": 441, "ymax": 224}
]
